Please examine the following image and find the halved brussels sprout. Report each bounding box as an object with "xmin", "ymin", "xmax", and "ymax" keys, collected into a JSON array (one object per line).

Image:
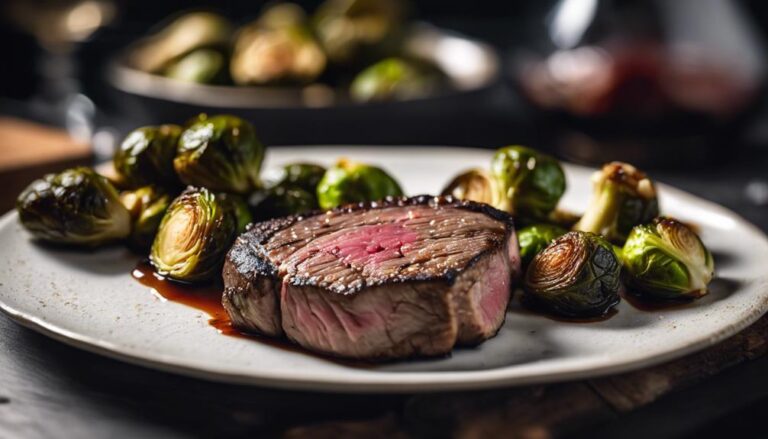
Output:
[
  {"xmin": 17, "ymin": 167, "xmax": 131, "ymax": 246},
  {"xmin": 120, "ymin": 186, "xmax": 171, "ymax": 250},
  {"xmin": 524, "ymin": 231, "xmax": 621, "ymax": 317},
  {"xmin": 350, "ymin": 57, "xmax": 443, "ymax": 103},
  {"xmin": 573, "ymin": 162, "xmax": 659, "ymax": 243},
  {"xmin": 150, "ymin": 187, "xmax": 250, "ymax": 283},
  {"xmin": 313, "ymin": 0, "xmax": 405, "ymax": 64},
  {"xmin": 517, "ymin": 224, "xmax": 567, "ymax": 267},
  {"xmin": 114, "ymin": 124, "xmax": 182, "ymax": 189},
  {"xmin": 174, "ymin": 115, "xmax": 265, "ymax": 194},
  {"xmin": 130, "ymin": 12, "xmax": 232, "ymax": 73},
  {"xmin": 441, "ymin": 168, "xmax": 500, "ymax": 208},
  {"xmin": 622, "ymin": 217, "xmax": 714, "ymax": 300},
  {"xmin": 490, "ymin": 145, "xmax": 566, "ymax": 222},
  {"xmin": 230, "ymin": 3, "xmax": 326, "ymax": 85},
  {"xmin": 316, "ymin": 158, "xmax": 403, "ymax": 209},
  {"xmin": 163, "ymin": 48, "xmax": 227, "ymax": 84}
]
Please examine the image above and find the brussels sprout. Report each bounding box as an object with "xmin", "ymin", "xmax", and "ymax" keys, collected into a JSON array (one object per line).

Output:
[
  {"xmin": 313, "ymin": 0, "xmax": 405, "ymax": 65},
  {"xmin": 163, "ymin": 48, "xmax": 227, "ymax": 84},
  {"xmin": 251, "ymin": 186, "xmax": 318, "ymax": 220},
  {"xmin": 150, "ymin": 187, "xmax": 250, "ymax": 283},
  {"xmin": 114, "ymin": 124, "xmax": 182, "ymax": 189},
  {"xmin": 174, "ymin": 115, "xmax": 265, "ymax": 194},
  {"xmin": 524, "ymin": 231, "xmax": 621, "ymax": 317},
  {"xmin": 316, "ymin": 158, "xmax": 403, "ymax": 209},
  {"xmin": 350, "ymin": 57, "xmax": 443, "ymax": 103},
  {"xmin": 16, "ymin": 167, "xmax": 131, "ymax": 246},
  {"xmin": 230, "ymin": 4, "xmax": 326, "ymax": 85},
  {"xmin": 517, "ymin": 224, "xmax": 567, "ymax": 267},
  {"xmin": 441, "ymin": 168, "xmax": 499, "ymax": 207},
  {"xmin": 622, "ymin": 217, "xmax": 714, "ymax": 300},
  {"xmin": 490, "ymin": 145, "xmax": 566, "ymax": 222},
  {"xmin": 120, "ymin": 186, "xmax": 172, "ymax": 250},
  {"xmin": 573, "ymin": 162, "xmax": 659, "ymax": 244},
  {"xmin": 278, "ymin": 163, "xmax": 327, "ymax": 191},
  {"xmin": 130, "ymin": 12, "xmax": 232, "ymax": 73}
]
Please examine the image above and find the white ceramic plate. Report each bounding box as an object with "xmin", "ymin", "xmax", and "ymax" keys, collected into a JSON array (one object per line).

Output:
[{"xmin": 1, "ymin": 146, "xmax": 767, "ymax": 393}]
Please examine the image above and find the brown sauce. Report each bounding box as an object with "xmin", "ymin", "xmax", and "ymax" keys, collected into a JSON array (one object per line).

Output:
[
  {"xmin": 131, "ymin": 262, "xmax": 374, "ymax": 367},
  {"xmin": 621, "ymin": 290, "xmax": 695, "ymax": 312}
]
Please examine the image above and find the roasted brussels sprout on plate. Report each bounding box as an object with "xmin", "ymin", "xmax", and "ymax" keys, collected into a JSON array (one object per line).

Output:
[
  {"xmin": 490, "ymin": 145, "xmax": 566, "ymax": 222},
  {"xmin": 276, "ymin": 162, "xmax": 327, "ymax": 191},
  {"xmin": 250, "ymin": 162, "xmax": 326, "ymax": 220},
  {"xmin": 114, "ymin": 124, "xmax": 182, "ymax": 189},
  {"xmin": 574, "ymin": 162, "xmax": 659, "ymax": 244},
  {"xmin": 350, "ymin": 57, "xmax": 443, "ymax": 103},
  {"xmin": 622, "ymin": 217, "xmax": 714, "ymax": 300},
  {"xmin": 174, "ymin": 115, "xmax": 265, "ymax": 194},
  {"xmin": 316, "ymin": 158, "xmax": 403, "ymax": 209},
  {"xmin": 150, "ymin": 187, "xmax": 251, "ymax": 283},
  {"xmin": 17, "ymin": 167, "xmax": 131, "ymax": 247},
  {"xmin": 120, "ymin": 186, "xmax": 172, "ymax": 250},
  {"xmin": 230, "ymin": 3, "xmax": 326, "ymax": 85},
  {"xmin": 517, "ymin": 224, "xmax": 567, "ymax": 267},
  {"xmin": 524, "ymin": 231, "xmax": 621, "ymax": 317},
  {"xmin": 441, "ymin": 168, "xmax": 500, "ymax": 207}
]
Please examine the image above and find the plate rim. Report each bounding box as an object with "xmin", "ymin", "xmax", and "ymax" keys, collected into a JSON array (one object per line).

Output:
[{"xmin": 2, "ymin": 146, "xmax": 768, "ymax": 393}]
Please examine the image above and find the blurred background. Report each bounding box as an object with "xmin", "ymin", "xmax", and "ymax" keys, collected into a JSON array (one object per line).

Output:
[{"xmin": 1, "ymin": 0, "xmax": 767, "ymax": 228}]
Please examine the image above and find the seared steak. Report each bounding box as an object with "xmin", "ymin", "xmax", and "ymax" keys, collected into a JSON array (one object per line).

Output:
[{"xmin": 222, "ymin": 196, "xmax": 521, "ymax": 360}]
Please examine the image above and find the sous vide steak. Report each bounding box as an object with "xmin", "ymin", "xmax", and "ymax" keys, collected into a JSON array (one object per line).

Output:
[{"xmin": 222, "ymin": 196, "xmax": 521, "ymax": 360}]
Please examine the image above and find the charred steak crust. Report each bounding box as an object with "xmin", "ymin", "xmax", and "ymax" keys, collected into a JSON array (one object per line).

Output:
[
  {"xmin": 222, "ymin": 195, "xmax": 520, "ymax": 359},
  {"xmin": 229, "ymin": 195, "xmax": 516, "ymax": 290}
]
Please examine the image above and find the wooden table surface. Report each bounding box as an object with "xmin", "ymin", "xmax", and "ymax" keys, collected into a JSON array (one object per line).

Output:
[{"xmin": 0, "ymin": 121, "xmax": 767, "ymax": 438}]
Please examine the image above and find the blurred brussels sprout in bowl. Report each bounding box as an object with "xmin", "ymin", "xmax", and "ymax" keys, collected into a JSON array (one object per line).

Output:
[
  {"xmin": 231, "ymin": 3, "xmax": 326, "ymax": 86},
  {"xmin": 490, "ymin": 145, "xmax": 566, "ymax": 221},
  {"xmin": 174, "ymin": 114, "xmax": 264, "ymax": 194},
  {"xmin": 114, "ymin": 124, "xmax": 182, "ymax": 189},
  {"xmin": 163, "ymin": 49, "xmax": 227, "ymax": 84},
  {"xmin": 317, "ymin": 158, "xmax": 403, "ymax": 209},
  {"xmin": 16, "ymin": 167, "xmax": 131, "ymax": 247},
  {"xmin": 150, "ymin": 187, "xmax": 251, "ymax": 283},
  {"xmin": 524, "ymin": 231, "xmax": 621, "ymax": 318},
  {"xmin": 120, "ymin": 186, "xmax": 172, "ymax": 251},
  {"xmin": 622, "ymin": 217, "xmax": 714, "ymax": 300},
  {"xmin": 350, "ymin": 57, "xmax": 445, "ymax": 103},
  {"xmin": 573, "ymin": 162, "xmax": 659, "ymax": 244}
]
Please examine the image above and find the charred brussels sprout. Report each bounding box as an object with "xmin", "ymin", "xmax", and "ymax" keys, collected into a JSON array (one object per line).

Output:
[
  {"xmin": 524, "ymin": 231, "xmax": 621, "ymax": 317},
  {"xmin": 251, "ymin": 186, "xmax": 318, "ymax": 220},
  {"xmin": 163, "ymin": 48, "xmax": 227, "ymax": 84},
  {"xmin": 120, "ymin": 186, "xmax": 172, "ymax": 250},
  {"xmin": 517, "ymin": 224, "xmax": 567, "ymax": 267},
  {"xmin": 490, "ymin": 146, "xmax": 566, "ymax": 221},
  {"xmin": 317, "ymin": 159, "xmax": 403, "ymax": 209},
  {"xmin": 150, "ymin": 187, "xmax": 250, "ymax": 283},
  {"xmin": 441, "ymin": 168, "xmax": 500, "ymax": 207},
  {"xmin": 574, "ymin": 162, "xmax": 659, "ymax": 243},
  {"xmin": 622, "ymin": 217, "xmax": 714, "ymax": 300},
  {"xmin": 130, "ymin": 12, "xmax": 232, "ymax": 74},
  {"xmin": 277, "ymin": 162, "xmax": 327, "ymax": 191},
  {"xmin": 250, "ymin": 163, "xmax": 325, "ymax": 220},
  {"xmin": 350, "ymin": 58, "xmax": 443, "ymax": 103},
  {"xmin": 231, "ymin": 3, "xmax": 326, "ymax": 85},
  {"xmin": 313, "ymin": 0, "xmax": 405, "ymax": 64},
  {"xmin": 174, "ymin": 115, "xmax": 264, "ymax": 194},
  {"xmin": 16, "ymin": 167, "xmax": 131, "ymax": 246},
  {"xmin": 114, "ymin": 124, "xmax": 182, "ymax": 189}
]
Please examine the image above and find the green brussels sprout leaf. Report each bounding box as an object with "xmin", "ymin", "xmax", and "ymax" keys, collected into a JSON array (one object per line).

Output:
[{"xmin": 316, "ymin": 158, "xmax": 403, "ymax": 209}]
